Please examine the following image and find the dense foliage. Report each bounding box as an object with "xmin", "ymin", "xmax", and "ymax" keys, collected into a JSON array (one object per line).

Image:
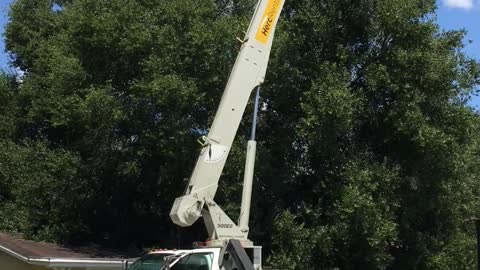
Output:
[{"xmin": 2, "ymin": 0, "xmax": 480, "ymax": 268}]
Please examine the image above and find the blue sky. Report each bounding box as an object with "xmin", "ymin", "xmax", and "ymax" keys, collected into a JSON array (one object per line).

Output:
[
  {"xmin": 0, "ymin": 0, "xmax": 478, "ymax": 108},
  {"xmin": 0, "ymin": 0, "xmax": 12, "ymax": 73}
]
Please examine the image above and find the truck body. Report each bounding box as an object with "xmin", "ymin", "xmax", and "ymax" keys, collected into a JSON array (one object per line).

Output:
[{"xmin": 128, "ymin": 248, "xmax": 222, "ymax": 270}]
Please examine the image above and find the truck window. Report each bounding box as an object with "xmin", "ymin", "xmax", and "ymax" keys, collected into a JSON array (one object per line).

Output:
[
  {"xmin": 128, "ymin": 254, "xmax": 168, "ymax": 270},
  {"xmin": 171, "ymin": 253, "xmax": 213, "ymax": 270}
]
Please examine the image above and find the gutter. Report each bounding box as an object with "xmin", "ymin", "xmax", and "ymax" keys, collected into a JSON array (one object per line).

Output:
[{"xmin": 0, "ymin": 243, "xmax": 134, "ymax": 269}]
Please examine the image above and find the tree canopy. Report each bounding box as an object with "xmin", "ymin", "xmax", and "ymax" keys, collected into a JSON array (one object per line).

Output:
[{"xmin": 2, "ymin": 0, "xmax": 480, "ymax": 269}]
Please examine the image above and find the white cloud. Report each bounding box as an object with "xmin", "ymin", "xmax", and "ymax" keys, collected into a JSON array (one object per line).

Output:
[
  {"xmin": 443, "ymin": 0, "xmax": 475, "ymax": 10},
  {"xmin": 15, "ymin": 68, "xmax": 25, "ymax": 83}
]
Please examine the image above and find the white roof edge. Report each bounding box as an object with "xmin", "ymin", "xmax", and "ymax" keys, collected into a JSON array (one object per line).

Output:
[
  {"xmin": 0, "ymin": 243, "xmax": 50, "ymax": 265},
  {"xmin": 48, "ymin": 258, "xmax": 129, "ymax": 268},
  {"xmin": 0, "ymin": 243, "xmax": 132, "ymax": 268}
]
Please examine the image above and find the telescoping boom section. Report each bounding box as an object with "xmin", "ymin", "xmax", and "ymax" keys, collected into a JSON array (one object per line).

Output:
[{"xmin": 170, "ymin": 0, "xmax": 285, "ymax": 247}]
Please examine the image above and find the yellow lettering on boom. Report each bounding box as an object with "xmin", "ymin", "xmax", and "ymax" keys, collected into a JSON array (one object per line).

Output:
[{"xmin": 255, "ymin": 0, "xmax": 283, "ymax": 44}]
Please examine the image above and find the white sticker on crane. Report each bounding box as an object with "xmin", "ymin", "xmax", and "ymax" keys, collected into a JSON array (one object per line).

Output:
[{"xmin": 204, "ymin": 144, "xmax": 228, "ymax": 163}]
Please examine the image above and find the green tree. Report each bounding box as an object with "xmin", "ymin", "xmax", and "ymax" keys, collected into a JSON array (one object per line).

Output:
[{"xmin": 264, "ymin": 0, "xmax": 480, "ymax": 269}]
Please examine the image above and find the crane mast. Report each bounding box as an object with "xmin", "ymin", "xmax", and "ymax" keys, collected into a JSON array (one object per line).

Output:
[{"xmin": 170, "ymin": 0, "xmax": 285, "ymax": 248}]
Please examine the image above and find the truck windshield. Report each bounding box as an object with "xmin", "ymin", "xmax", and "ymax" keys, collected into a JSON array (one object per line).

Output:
[
  {"xmin": 171, "ymin": 253, "xmax": 213, "ymax": 270},
  {"xmin": 128, "ymin": 253, "xmax": 170, "ymax": 270}
]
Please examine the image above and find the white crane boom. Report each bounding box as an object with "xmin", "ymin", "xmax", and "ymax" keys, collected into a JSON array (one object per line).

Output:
[{"xmin": 170, "ymin": 0, "xmax": 285, "ymax": 248}]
